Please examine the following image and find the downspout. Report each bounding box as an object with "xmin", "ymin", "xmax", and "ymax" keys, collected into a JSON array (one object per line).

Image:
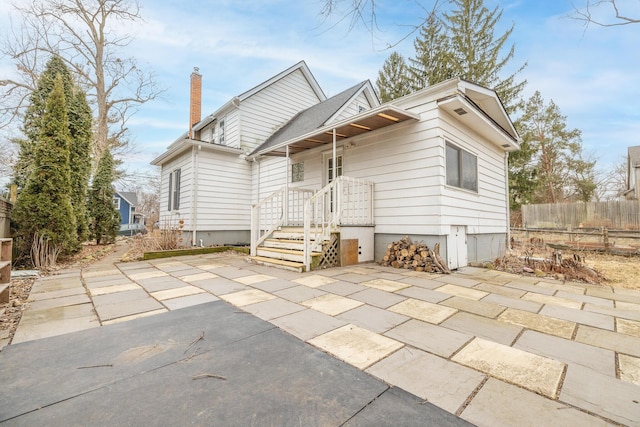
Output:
[{"xmin": 504, "ymin": 151, "xmax": 511, "ymax": 252}]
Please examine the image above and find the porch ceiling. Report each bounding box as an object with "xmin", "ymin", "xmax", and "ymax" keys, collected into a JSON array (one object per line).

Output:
[{"xmin": 252, "ymin": 105, "xmax": 420, "ymax": 157}]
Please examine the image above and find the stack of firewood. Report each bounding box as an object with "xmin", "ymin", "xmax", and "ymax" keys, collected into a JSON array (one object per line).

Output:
[{"xmin": 380, "ymin": 235, "xmax": 450, "ymax": 274}]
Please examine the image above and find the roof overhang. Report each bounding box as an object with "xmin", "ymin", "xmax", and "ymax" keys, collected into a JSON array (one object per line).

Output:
[
  {"xmin": 438, "ymin": 93, "xmax": 520, "ymax": 151},
  {"xmin": 249, "ymin": 105, "xmax": 419, "ymax": 158},
  {"xmin": 151, "ymin": 138, "xmax": 243, "ymax": 166}
]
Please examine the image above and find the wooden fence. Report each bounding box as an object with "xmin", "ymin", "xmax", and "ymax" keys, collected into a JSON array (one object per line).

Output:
[{"xmin": 522, "ymin": 200, "xmax": 640, "ymax": 230}]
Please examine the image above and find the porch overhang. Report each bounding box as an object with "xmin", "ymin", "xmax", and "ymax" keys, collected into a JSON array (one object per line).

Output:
[
  {"xmin": 438, "ymin": 93, "xmax": 520, "ymax": 151},
  {"xmin": 248, "ymin": 105, "xmax": 420, "ymax": 158}
]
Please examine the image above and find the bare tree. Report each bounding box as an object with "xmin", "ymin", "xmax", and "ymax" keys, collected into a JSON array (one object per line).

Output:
[
  {"xmin": 0, "ymin": 0, "xmax": 163, "ymax": 167},
  {"xmin": 573, "ymin": 0, "xmax": 640, "ymax": 27}
]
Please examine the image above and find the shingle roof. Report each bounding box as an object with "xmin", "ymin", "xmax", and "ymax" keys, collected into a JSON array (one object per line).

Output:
[
  {"xmin": 250, "ymin": 81, "xmax": 368, "ymax": 156},
  {"xmin": 117, "ymin": 191, "xmax": 138, "ymax": 207}
]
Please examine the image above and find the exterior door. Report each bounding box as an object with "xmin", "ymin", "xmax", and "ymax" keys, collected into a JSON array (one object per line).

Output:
[
  {"xmin": 447, "ymin": 225, "xmax": 468, "ymax": 270},
  {"xmin": 324, "ymin": 152, "xmax": 343, "ymax": 213}
]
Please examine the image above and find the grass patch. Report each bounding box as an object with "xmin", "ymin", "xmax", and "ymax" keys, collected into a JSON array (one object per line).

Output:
[{"xmin": 143, "ymin": 246, "xmax": 249, "ymax": 260}]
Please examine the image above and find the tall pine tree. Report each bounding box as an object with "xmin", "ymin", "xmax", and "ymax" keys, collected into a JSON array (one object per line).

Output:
[
  {"xmin": 89, "ymin": 148, "xmax": 120, "ymax": 245},
  {"xmin": 376, "ymin": 51, "xmax": 411, "ymax": 102},
  {"xmin": 12, "ymin": 74, "xmax": 77, "ymax": 265},
  {"xmin": 408, "ymin": 12, "xmax": 454, "ymax": 90}
]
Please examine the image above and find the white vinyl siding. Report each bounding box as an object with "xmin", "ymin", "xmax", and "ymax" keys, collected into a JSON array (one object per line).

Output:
[
  {"xmin": 332, "ymin": 92, "xmax": 373, "ymax": 123},
  {"xmin": 240, "ymin": 69, "xmax": 322, "ymax": 152},
  {"xmin": 159, "ymin": 152, "xmax": 192, "ymax": 228}
]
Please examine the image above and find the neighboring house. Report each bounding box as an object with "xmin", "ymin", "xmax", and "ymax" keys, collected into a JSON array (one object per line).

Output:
[
  {"xmin": 114, "ymin": 191, "xmax": 144, "ymax": 234},
  {"xmin": 623, "ymin": 145, "xmax": 640, "ymax": 199},
  {"xmin": 152, "ymin": 61, "xmax": 520, "ymax": 271}
]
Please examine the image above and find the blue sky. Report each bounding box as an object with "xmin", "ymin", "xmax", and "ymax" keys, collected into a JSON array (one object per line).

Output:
[{"xmin": 2, "ymin": 0, "xmax": 640, "ymax": 187}]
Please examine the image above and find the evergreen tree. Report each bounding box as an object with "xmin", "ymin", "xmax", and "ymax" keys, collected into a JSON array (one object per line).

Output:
[
  {"xmin": 88, "ymin": 149, "xmax": 120, "ymax": 245},
  {"xmin": 14, "ymin": 55, "xmax": 74, "ymax": 190},
  {"xmin": 516, "ymin": 91, "xmax": 594, "ymax": 204},
  {"xmin": 443, "ymin": 0, "xmax": 526, "ymax": 114},
  {"xmin": 376, "ymin": 51, "xmax": 411, "ymax": 102},
  {"xmin": 408, "ymin": 12, "xmax": 454, "ymax": 91},
  {"xmin": 11, "ymin": 74, "xmax": 77, "ymax": 264},
  {"xmin": 68, "ymin": 90, "xmax": 93, "ymax": 243}
]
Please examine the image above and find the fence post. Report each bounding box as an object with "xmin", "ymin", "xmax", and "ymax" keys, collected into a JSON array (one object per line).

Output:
[{"xmin": 603, "ymin": 227, "xmax": 610, "ymax": 253}]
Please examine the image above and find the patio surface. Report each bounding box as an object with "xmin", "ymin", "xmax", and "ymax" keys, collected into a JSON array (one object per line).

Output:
[{"xmin": 2, "ymin": 242, "xmax": 640, "ymax": 426}]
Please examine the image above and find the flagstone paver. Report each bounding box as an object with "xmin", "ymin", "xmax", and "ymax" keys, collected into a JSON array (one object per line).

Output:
[
  {"xmin": 25, "ymin": 294, "xmax": 91, "ymax": 311},
  {"xmin": 240, "ymin": 298, "xmax": 306, "ymax": 321},
  {"xmin": 160, "ymin": 293, "xmax": 219, "ymax": 310},
  {"xmin": 474, "ymin": 282, "xmax": 526, "ymax": 298},
  {"xmin": 521, "ymin": 292, "xmax": 583, "ymax": 309},
  {"xmin": 434, "ymin": 284, "xmax": 488, "ymax": 300},
  {"xmin": 388, "ymin": 298, "xmax": 457, "ymax": 324},
  {"xmin": 331, "ymin": 273, "xmax": 376, "ymax": 284},
  {"xmin": 441, "ymin": 312, "xmax": 522, "ymax": 346},
  {"xmin": 560, "ymin": 364, "xmax": 640, "ymax": 426},
  {"xmin": 127, "ymin": 270, "xmax": 168, "ymax": 281},
  {"xmin": 89, "ymin": 283, "xmax": 141, "ymax": 296},
  {"xmin": 441, "ymin": 296, "xmax": 506, "ymax": 318},
  {"xmin": 384, "ymin": 319, "xmax": 472, "ymax": 358},
  {"xmin": 583, "ymin": 303, "xmax": 640, "ymax": 321},
  {"xmin": 301, "ymin": 294, "xmax": 364, "ymax": 316},
  {"xmin": 554, "ymin": 290, "xmax": 614, "ymax": 307},
  {"xmin": 318, "ymin": 281, "xmax": 368, "ymax": 296},
  {"xmin": 29, "ymin": 287, "xmax": 87, "ymax": 301},
  {"xmin": 308, "ymin": 324, "xmax": 404, "ymax": 369},
  {"xmin": 395, "ymin": 287, "xmax": 451, "ymax": 303},
  {"xmin": 539, "ymin": 304, "xmax": 614, "ymax": 330},
  {"xmin": 337, "ymin": 305, "xmax": 409, "ymax": 334},
  {"xmin": 360, "ymin": 278, "xmax": 411, "ymax": 292},
  {"xmin": 513, "ymin": 330, "xmax": 615, "ymax": 377},
  {"xmin": 135, "ymin": 277, "xmax": 189, "ymax": 292},
  {"xmin": 233, "ymin": 274, "xmax": 276, "ymax": 285},
  {"xmin": 497, "ymin": 308, "xmax": 576, "ymax": 339},
  {"xmin": 460, "ymin": 378, "xmax": 610, "ymax": 427},
  {"xmin": 504, "ymin": 281, "xmax": 556, "ymax": 295},
  {"xmin": 616, "ymin": 300, "xmax": 640, "ymax": 312},
  {"xmin": 94, "ymin": 298, "xmax": 165, "ymax": 322},
  {"xmin": 480, "ymin": 293, "xmax": 542, "ymax": 313},
  {"xmin": 535, "ymin": 281, "xmax": 586, "ymax": 294},
  {"xmin": 616, "ymin": 318, "xmax": 640, "ymax": 337},
  {"xmin": 396, "ymin": 276, "xmax": 444, "ymax": 289},
  {"xmin": 219, "ymin": 289, "xmax": 276, "ymax": 307},
  {"xmin": 192, "ymin": 277, "xmax": 249, "ymax": 295},
  {"xmin": 366, "ymin": 347, "xmax": 486, "ymax": 414},
  {"xmin": 452, "ymin": 337, "xmax": 565, "ymax": 399},
  {"xmin": 575, "ymin": 325, "xmax": 640, "ymax": 357},
  {"xmin": 274, "ymin": 285, "xmax": 327, "ymax": 303},
  {"xmin": 349, "ymin": 288, "xmax": 406, "ymax": 309},
  {"xmin": 92, "ymin": 289, "xmax": 150, "ymax": 307},
  {"xmin": 101, "ymin": 309, "xmax": 168, "ymax": 325},
  {"xmin": 178, "ymin": 272, "xmax": 219, "ymax": 282},
  {"xmin": 270, "ymin": 309, "xmax": 347, "ymax": 341},
  {"xmin": 292, "ymin": 274, "xmax": 337, "ymax": 288},
  {"xmin": 433, "ymin": 275, "xmax": 481, "ymax": 288}
]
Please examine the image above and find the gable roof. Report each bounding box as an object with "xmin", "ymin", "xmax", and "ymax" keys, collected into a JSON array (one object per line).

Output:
[
  {"xmin": 250, "ymin": 81, "xmax": 373, "ymax": 156},
  {"xmin": 115, "ymin": 191, "xmax": 138, "ymax": 207}
]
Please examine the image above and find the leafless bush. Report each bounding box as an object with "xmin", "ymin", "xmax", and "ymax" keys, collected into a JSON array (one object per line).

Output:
[{"xmin": 31, "ymin": 232, "xmax": 62, "ymax": 269}]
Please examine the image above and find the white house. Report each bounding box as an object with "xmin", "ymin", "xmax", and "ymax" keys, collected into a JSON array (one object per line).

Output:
[{"xmin": 152, "ymin": 61, "xmax": 519, "ymax": 272}]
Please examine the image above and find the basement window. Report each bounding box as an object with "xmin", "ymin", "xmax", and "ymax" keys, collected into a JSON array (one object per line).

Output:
[
  {"xmin": 292, "ymin": 162, "xmax": 304, "ymax": 182},
  {"xmin": 446, "ymin": 142, "xmax": 477, "ymax": 192}
]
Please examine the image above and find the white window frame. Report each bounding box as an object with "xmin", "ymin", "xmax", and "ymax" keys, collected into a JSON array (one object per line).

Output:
[
  {"xmin": 291, "ymin": 162, "xmax": 304, "ymax": 183},
  {"xmin": 218, "ymin": 118, "xmax": 225, "ymax": 145},
  {"xmin": 113, "ymin": 197, "xmax": 120, "ymax": 209},
  {"xmin": 445, "ymin": 142, "xmax": 478, "ymax": 192},
  {"xmin": 167, "ymin": 168, "xmax": 181, "ymax": 211}
]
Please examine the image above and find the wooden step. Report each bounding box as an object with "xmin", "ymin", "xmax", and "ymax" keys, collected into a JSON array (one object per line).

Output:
[
  {"xmin": 271, "ymin": 230, "xmax": 305, "ymax": 240},
  {"xmin": 248, "ymin": 256, "xmax": 305, "ymax": 273},
  {"xmin": 0, "ymin": 260, "xmax": 10, "ymax": 284},
  {"xmin": 263, "ymin": 238, "xmax": 306, "ymax": 250},
  {"xmin": 256, "ymin": 247, "xmax": 321, "ymax": 263},
  {"xmin": 0, "ymin": 283, "xmax": 9, "ymax": 304}
]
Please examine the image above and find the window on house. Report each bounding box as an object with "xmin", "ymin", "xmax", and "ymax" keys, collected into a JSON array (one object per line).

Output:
[
  {"xmin": 167, "ymin": 168, "xmax": 181, "ymax": 211},
  {"xmin": 218, "ymin": 119, "xmax": 225, "ymax": 145},
  {"xmin": 292, "ymin": 162, "xmax": 304, "ymax": 182},
  {"xmin": 446, "ymin": 143, "xmax": 477, "ymax": 192},
  {"xmin": 113, "ymin": 197, "xmax": 120, "ymax": 209}
]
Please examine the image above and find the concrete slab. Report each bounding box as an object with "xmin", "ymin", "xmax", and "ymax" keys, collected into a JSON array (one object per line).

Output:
[
  {"xmin": 575, "ymin": 325, "xmax": 640, "ymax": 357},
  {"xmin": 270, "ymin": 308, "xmax": 347, "ymax": 341},
  {"xmin": 461, "ymin": 378, "xmax": 610, "ymax": 427},
  {"xmin": 619, "ymin": 354, "xmax": 640, "ymax": 386},
  {"xmin": 178, "ymin": 272, "xmax": 218, "ymax": 282},
  {"xmin": 240, "ymin": 298, "xmax": 305, "ymax": 321},
  {"xmin": 452, "ymin": 337, "xmax": 565, "ymax": 399},
  {"xmin": 521, "ymin": 292, "xmax": 583, "ymax": 309},
  {"xmin": 385, "ymin": 319, "xmax": 472, "ymax": 358},
  {"xmin": 366, "ymin": 347, "xmax": 486, "ymax": 414},
  {"xmin": 480, "ymin": 293, "xmax": 542, "ymax": 313},
  {"xmin": 441, "ymin": 296, "xmax": 506, "ymax": 318},
  {"xmin": 497, "ymin": 308, "xmax": 576, "ymax": 339},
  {"xmin": 318, "ymin": 281, "xmax": 368, "ymax": 296},
  {"xmin": 308, "ymin": 324, "xmax": 404, "ymax": 369},
  {"xmin": 338, "ymin": 305, "xmax": 409, "ymax": 334},
  {"xmin": 274, "ymin": 284, "xmax": 327, "ymax": 303},
  {"xmin": 161, "ymin": 293, "xmax": 219, "ymax": 310},
  {"xmin": 191, "ymin": 277, "xmax": 248, "ymax": 296},
  {"xmin": 219, "ymin": 289, "xmax": 276, "ymax": 307},
  {"xmin": 89, "ymin": 283, "xmax": 141, "ymax": 296},
  {"xmin": 560, "ymin": 364, "xmax": 640, "ymax": 426},
  {"xmin": 94, "ymin": 298, "xmax": 165, "ymax": 322},
  {"xmin": 389, "ymin": 298, "xmax": 457, "ymax": 324},
  {"xmin": 474, "ymin": 282, "xmax": 526, "ymax": 298},
  {"xmin": 514, "ymin": 330, "xmax": 615, "ymax": 377},
  {"xmin": 441, "ymin": 312, "xmax": 522, "ymax": 346},
  {"xmin": 360, "ymin": 278, "xmax": 410, "ymax": 292},
  {"xmin": 396, "ymin": 286, "xmax": 451, "ymax": 303},
  {"xmin": 150, "ymin": 285, "xmax": 205, "ymax": 301},
  {"xmin": 233, "ymin": 273, "xmax": 276, "ymax": 285},
  {"xmin": 434, "ymin": 284, "xmax": 488, "ymax": 300},
  {"xmin": 617, "ymin": 318, "xmax": 640, "ymax": 337},
  {"xmin": 301, "ymin": 294, "xmax": 364, "ymax": 316},
  {"xmin": 539, "ymin": 304, "xmax": 614, "ymax": 330},
  {"xmin": 292, "ymin": 274, "xmax": 337, "ymax": 288},
  {"xmin": 349, "ymin": 288, "xmax": 407, "ymax": 308}
]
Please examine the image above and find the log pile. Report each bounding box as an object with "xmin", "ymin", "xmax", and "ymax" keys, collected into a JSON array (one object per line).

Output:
[{"xmin": 380, "ymin": 236, "xmax": 451, "ymax": 274}]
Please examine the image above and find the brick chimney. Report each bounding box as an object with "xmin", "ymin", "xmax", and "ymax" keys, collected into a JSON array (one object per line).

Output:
[{"xmin": 189, "ymin": 67, "xmax": 202, "ymax": 139}]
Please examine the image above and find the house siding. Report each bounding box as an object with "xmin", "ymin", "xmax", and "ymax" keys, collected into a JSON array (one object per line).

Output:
[
  {"xmin": 159, "ymin": 151, "xmax": 192, "ymax": 229},
  {"xmin": 332, "ymin": 91, "xmax": 374, "ymax": 122},
  {"xmin": 117, "ymin": 198, "xmax": 131, "ymax": 225},
  {"xmin": 240, "ymin": 69, "xmax": 322, "ymax": 152}
]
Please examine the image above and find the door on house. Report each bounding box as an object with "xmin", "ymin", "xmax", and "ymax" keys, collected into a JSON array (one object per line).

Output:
[
  {"xmin": 447, "ymin": 225, "xmax": 468, "ymax": 270},
  {"xmin": 324, "ymin": 151, "xmax": 343, "ymax": 213}
]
